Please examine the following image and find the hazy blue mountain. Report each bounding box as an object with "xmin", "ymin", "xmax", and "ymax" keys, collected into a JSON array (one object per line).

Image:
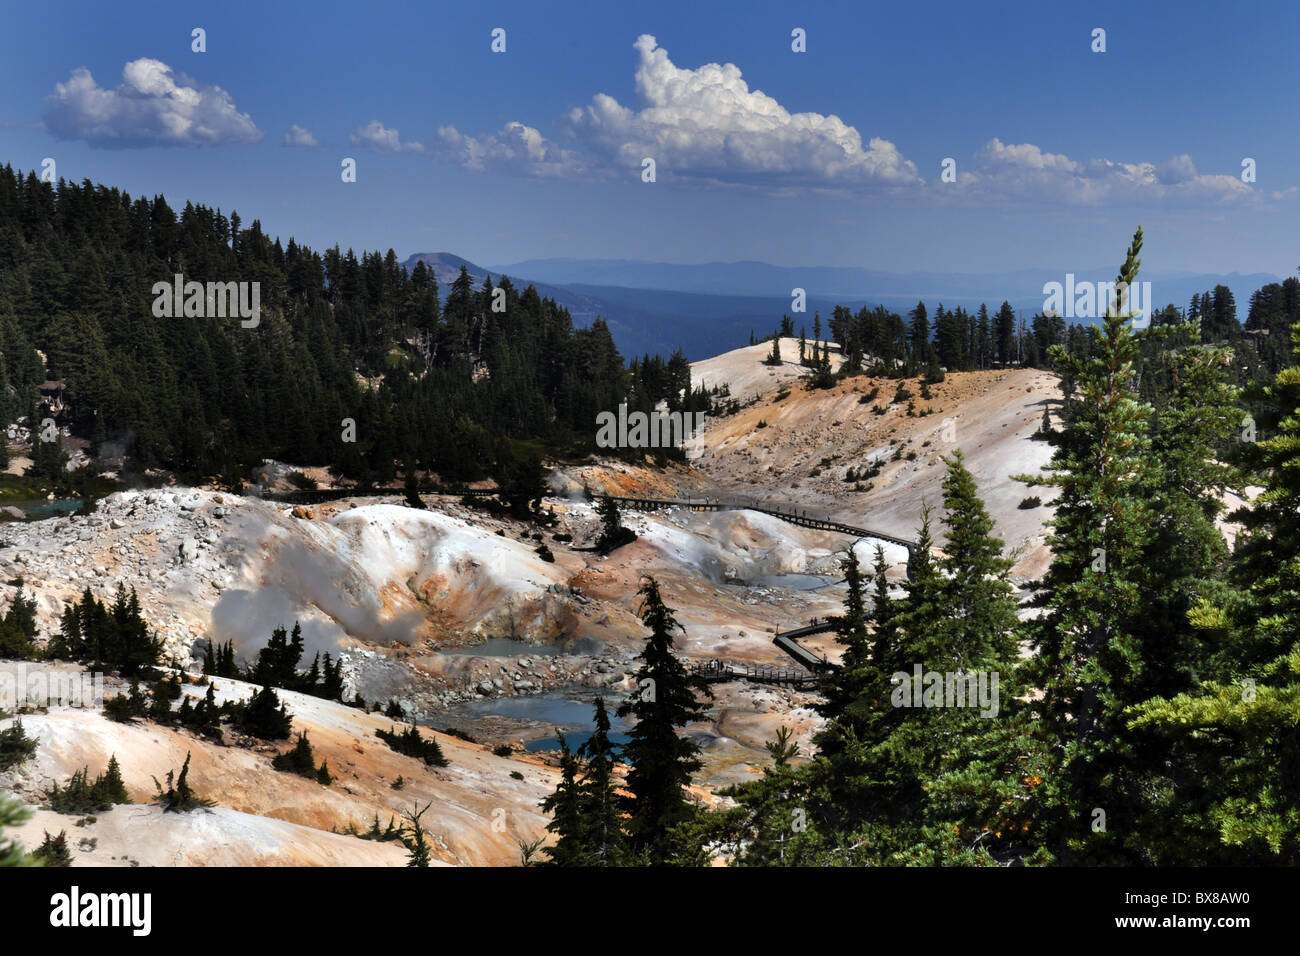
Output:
[
  {"xmin": 494, "ymin": 257, "xmax": 1279, "ymax": 311},
  {"xmin": 404, "ymin": 252, "xmax": 843, "ymax": 360},
  {"xmin": 408, "ymin": 253, "xmax": 1282, "ymax": 362}
]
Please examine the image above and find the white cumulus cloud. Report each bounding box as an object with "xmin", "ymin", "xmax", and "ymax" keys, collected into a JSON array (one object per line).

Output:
[
  {"xmin": 282, "ymin": 124, "xmax": 320, "ymax": 148},
  {"xmin": 961, "ymin": 138, "xmax": 1256, "ymax": 205},
  {"xmin": 433, "ymin": 121, "xmax": 587, "ymax": 178},
  {"xmin": 563, "ymin": 35, "xmax": 920, "ymax": 190},
  {"xmin": 44, "ymin": 58, "xmax": 261, "ymax": 147},
  {"xmin": 349, "ymin": 120, "xmax": 424, "ymax": 154}
]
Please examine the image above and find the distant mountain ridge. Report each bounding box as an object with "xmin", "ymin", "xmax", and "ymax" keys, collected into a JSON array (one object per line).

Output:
[
  {"xmin": 492, "ymin": 256, "xmax": 1280, "ymax": 307},
  {"xmin": 404, "ymin": 252, "xmax": 1282, "ymax": 362}
]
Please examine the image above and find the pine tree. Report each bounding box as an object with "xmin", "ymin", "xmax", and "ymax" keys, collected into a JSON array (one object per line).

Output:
[
  {"xmin": 577, "ymin": 697, "xmax": 627, "ymax": 866},
  {"xmin": 1015, "ymin": 228, "xmax": 1160, "ymax": 864},
  {"xmin": 616, "ymin": 577, "xmax": 712, "ymax": 865},
  {"xmin": 907, "ymin": 302, "xmax": 930, "ymax": 374},
  {"xmin": 937, "ymin": 450, "xmax": 1019, "ymax": 668},
  {"xmin": 234, "ymin": 685, "xmax": 292, "ymax": 739},
  {"xmin": 99, "ymin": 754, "xmax": 129, "ymax": 804},
  {"xmin": 715, "ymin": 725, "xmax": 811, "ymax": 866},
  {"xmin": 595, "ymin": 496, "xmax": 636, "ymax": 554},
  {"xmin": 153, "ymin": 752, "xmax": 210, "ymax": 811},
  {"xmin": 539, "ymin": 734, "xmax": 589, "ymax": 865},
  {"xmin": 764, "ymin": 332, "xmax": 782, "ymax": 366},
  {"xmin": 32, "ymin": 830, "xmax": 72, "ymax": 866},
  {"xmin": 273, "ymin": 732, "xmax": 317, "ymax": 776},
  {"xmin": 815, "ymin": 545, "xmax": 872, "ymax": 733},
  {"xmin": 996, "ymin": 301, "xmax": 1017, "ymax": 367},
  {"xmin": 0, "ymin": 720, "xmax": 37, "ymax": 771},
  {"xmin": 1128, "ymin": 307, "xmax": 1300, "ymax": 864},
  {"xmin": 401, "ymin": 801, "xmax": 433, "ymax": 867}
]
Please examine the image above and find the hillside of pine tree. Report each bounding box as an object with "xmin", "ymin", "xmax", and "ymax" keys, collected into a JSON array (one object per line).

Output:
[{"xmin": 0, "ymin": 166, "xmax": 729, "ymax": 490}]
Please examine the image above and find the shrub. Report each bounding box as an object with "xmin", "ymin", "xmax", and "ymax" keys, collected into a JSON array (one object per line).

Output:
[
  {"xmin": 1018, "ymin": 496, "xmax": 1043, "ymax": 509},
  {"xmin": 32, "ymin": 831, "xmax": 72, "ymax": 866},
  {"xmin": 376, "ymin": 725, "xmax": 449, "ymax": 767},
  {"xmin": 438, "ymin": 726, "xmax": 477, "ymax": 743},
  {"xmin": 355, "ymin": 814, "xmax": 402, "ymax": 842},
  {"xmin": 152, "ymin": 752, "xmax": 212, "ymax": 812},
  {"xmin": 231, "ymin": 686, "xmax": 292, "ymax": 740},
  {"xmin": 272, "ymin": 732, "xmax": 332, "ymax": 785},
  {"xmin": 46, "ymin": 756, "xmax": 130, "ymax": 814},
  {"xmin": 287, "ymin": 471, "xmax": 318, "ymax": 491},
  {"xmin": 0, "ymin": 720, "xmax": 37, "ymax": 771}
]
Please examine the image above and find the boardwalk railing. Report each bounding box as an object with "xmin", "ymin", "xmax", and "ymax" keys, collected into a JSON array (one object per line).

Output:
[
  {"xmin": 689, "ymin": 618, "xmax": 837, "ymax": 689},
  {"xmin": 688, "ymin": 660, "xmax": 821, "ymax": 689},
  {"xmin": 600, "ymin": 495, "xmax": 917, "ymax": 556}
]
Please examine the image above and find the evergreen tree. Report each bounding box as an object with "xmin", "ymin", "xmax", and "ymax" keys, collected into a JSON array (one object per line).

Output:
[
  {"xmin": 577, "ymin": 697, "xmax": 627, "ymax": 866},
  {"xmin": 714, "ymin": 725, "xmax": 810, "ymax": 866},
  {"xmin": 401, "ymin": 801, "xmax": 433, "ymax": 867},
  {"xmin": 995, "ymin": 302, "xmax": 1017, "ymax": 367},
  {"xmin": 1128, "ymin": 306, "xmax": 1300, "ymax": 864},
  {"xmin": 594, "ymin": 496, "xmax": 637, "ymax": 554},
  {"xmin": 937, "ymin": 450, "xmax": 1019, "ymax": 668},
  {"xmin": 814, "ymin": 545, "xmax": 872, "ymax": 737},
  {"xmin": 539, "ymin": 734, "xmax": 588, "ymax": 865},
  {"xmin": 153, "ymin": 752, "xmax": 211, "ymax": 811},
  {"xmin": 233, "ymin": 685, "xmax": 293, "ymax": 739},
  {"xmin": 32, "ymin": 830, "xmax": 72, "ymax": 866},
  {"xmin": 764, "ymin": 332, "xmax": 782, "ymax": 366},
  {"xmin": 907, "ymin": 302, "xmax": 930, "ymax": 374},
  {"xmin": 1015, "ymin": 228, "xmax": 1160, "ymax": 864},
  {"xmin": 0, "ymin": 720, "xmax": 37, "ymax": 771},
  {"xmin": 100, "ymin": 754, "xmax": 129, "ymax": 804},
  {"xmin": 616, "ymin": 577, "xmax": 712, "ymax": 865}
]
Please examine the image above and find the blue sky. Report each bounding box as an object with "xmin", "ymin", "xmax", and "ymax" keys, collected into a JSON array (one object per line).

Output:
[{"xmin": 2, "ymin": 0, "xmax": 1297, "ymax": 278}]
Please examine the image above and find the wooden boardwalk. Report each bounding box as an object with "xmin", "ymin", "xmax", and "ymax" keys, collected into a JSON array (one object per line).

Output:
[
  {"xmin": 601, "ymin": 494, "xmax": 917, "ymax": 557},
  {"xmin": 688, "ymin": 619, "xmax": 839, "ymax": 690},
  {"xmin": 688, "ymin": 659, "xmax": 822, "ymax": 689}
]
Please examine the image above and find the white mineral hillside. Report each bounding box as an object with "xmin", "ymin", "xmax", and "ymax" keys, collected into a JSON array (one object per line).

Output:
[
  {"xmin": 690, "ymin": 337, "xmax": 844, "ymax": 405},
  {"xmin": 0, "ymin": 490, "xmax": 583, "ymax": 663},
  {"xmin": 684, "ymin": 341, "xmax": 1059, "ymax": 578},
  {"xmin": 0, "ymin": 487, "xmax": 875, "ymax": 677},
  {"xmin": 1, "ymin": 661, "xmax": 553, "ymax": 866}
]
